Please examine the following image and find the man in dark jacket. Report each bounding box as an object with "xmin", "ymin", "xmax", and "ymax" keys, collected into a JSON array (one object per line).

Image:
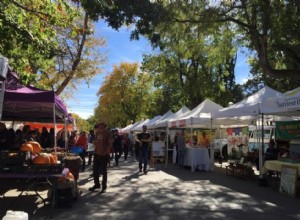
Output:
[{"xmin": 136, "ymin": 125, "xmax": 152, "ymax": 174}]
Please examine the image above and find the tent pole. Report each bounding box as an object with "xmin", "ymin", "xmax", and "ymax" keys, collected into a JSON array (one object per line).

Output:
[
  {"xmin": 166, "ymin": 126, "xmax": 169, "ymax": 166},
  {"xmin": 53, "ymin": 104, "xmax": 57, "ymax": 153},
  {"xmin": 64, "ymin": 115, "xmax": 68, "ymax": 150},
  {"xmin": 259, "ymin": 113, "xmax": 264, "ymax": 177},
  {"xmin": 190, "ymin": 127, "xmax": 193, "ymax": 146},
  {"xmin": 210, "ymin": 118, "xmax": 214, "ymax": 171},
  {"xmin": 0, "ymin": 80, "xmax": 6, "ymax": 121},
  {"xmin": 258, "ymin": 112, "xmax": 268, "ymax": 186}
]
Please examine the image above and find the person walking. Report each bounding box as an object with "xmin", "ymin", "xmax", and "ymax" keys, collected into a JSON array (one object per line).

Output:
[
  {"xmin": 112, "ymin": 129, "xmax": 122, "ymax": 166},
  {"xmin": 136, "ymin": 125, "xmax": 152, "ymax": 174},
  {"xmin": 75, "ymin": 130, "xmax": 88, "ymax": 172},
  {"xmin": 89, "ymin": 123, "xmax": 112, "ymax": 193},
  {"xmin": 122, "ymin": 133, "xmax": 130, "ymax": 161},
  {"xmin": 177, "ymin": 130, "xmax": 186, "ymax": 169},
  {"xmin": 87, "ymin": 129, "xmax": 96, "ymax": 166}
]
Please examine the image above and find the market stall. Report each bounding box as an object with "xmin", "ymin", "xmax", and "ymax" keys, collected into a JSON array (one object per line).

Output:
[
  {"xmin": 153, "ymin": 106, "xmax": 190, "ymax": 164},
  {"xmin": 173, "ymin": 145, "xmax": 210, "ymax": 172},
  {"xmin": 168, "ymin": 99, "xmax": 225, "ymax": 168},
  {"xmin": 0, "ymin": 68, "xmax": 76, "ymax": 212}
]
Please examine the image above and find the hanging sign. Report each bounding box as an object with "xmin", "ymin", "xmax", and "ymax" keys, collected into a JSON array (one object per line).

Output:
[
  {"xmin": 179, "ymin": 119, "xmax": 186, "ymax": 127},
  {"xmin": 170, "ymin": 121, "xmax": 177, "ymax": 128},
  {"xmin": 276, "ymin": 121, "xmax": 300, "ymax": 140}
]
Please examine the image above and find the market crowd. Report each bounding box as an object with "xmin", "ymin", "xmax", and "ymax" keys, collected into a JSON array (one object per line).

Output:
[{"xmin": 0, "ymin": 122, "xmax": 137, "ymax": 172}]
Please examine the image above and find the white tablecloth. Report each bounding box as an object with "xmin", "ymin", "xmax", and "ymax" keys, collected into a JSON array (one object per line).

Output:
[{"xmin": 173, "ymin": 147, "xmax": 211, "ymax": 172}]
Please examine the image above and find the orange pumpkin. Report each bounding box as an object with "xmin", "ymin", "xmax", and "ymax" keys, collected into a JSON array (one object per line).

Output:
[
  {"xmin": 20, "ymin": 143, "xmax": 33, "ymax": 153},
  {"xmin": 48, "ymin": 154, "xmax": 57, "ymax": 164},
  {"xmin": 58, "ymin": 168, "xmax": 69, "ymax": 182},
  {"xmin": 67, "ymin": 172, "xmax": 74, "ymax": 180},
  {"xmin": 28, "ymin": 141, "xmax": 42, "ymax": 155},
  {"xmin": 32, "ymin": 153, "xmax": 50, "ymax": 165}
]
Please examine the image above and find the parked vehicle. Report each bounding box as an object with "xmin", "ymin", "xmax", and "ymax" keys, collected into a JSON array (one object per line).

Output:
[
  {"xmin": 248, "ymin": 125, "xmax": 275, "ymax": 153},
  {"xmin": 213, "ymin": 138, "xmax": 228, "ymax": 159},
  {"xmin": 212, "ymin": 128, "xmax": 228, "ymax": 159}
]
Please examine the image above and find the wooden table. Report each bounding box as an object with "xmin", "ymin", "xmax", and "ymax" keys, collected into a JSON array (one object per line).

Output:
[{"xmin": 262, "ymin": 160, "xmax": 300, "ymax": 176}]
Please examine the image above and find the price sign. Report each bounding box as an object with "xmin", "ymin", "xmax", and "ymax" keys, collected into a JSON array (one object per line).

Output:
[{"xmin": 280, "ymin": 165, "xmax": 298, "ymax": 197}]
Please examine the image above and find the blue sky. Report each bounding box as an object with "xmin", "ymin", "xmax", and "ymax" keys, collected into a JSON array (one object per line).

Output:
[{"xmin": 66, "ymin": 21, "xmax": 251, "ymax": 120}]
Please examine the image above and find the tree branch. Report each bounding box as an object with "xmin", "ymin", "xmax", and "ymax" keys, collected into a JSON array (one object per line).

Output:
[
  {"xmin": 55, "ymin": 13, "xmax": 89, "ymax": 95},
  {"xmin": 11, "ymin": 0, "xmax": 51, "ymax": 21}
]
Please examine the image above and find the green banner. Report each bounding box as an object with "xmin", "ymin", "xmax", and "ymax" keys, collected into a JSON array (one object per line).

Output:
[{"xmin": 276, "ymin": 121, "xmax": 300, "ymax": 139}]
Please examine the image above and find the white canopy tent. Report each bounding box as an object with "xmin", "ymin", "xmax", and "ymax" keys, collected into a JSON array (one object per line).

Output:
[
  {"xmin": 121, "ymin": 121, "xmax": 141, "ymax": 133},
  {"xmin": 134, "ymin": 119, "xmax": 150, "ymax": 132},
  {"xmin": 129, "ymin": 119, "xmax": 148, "ymax": 132},
  {"xmin": 211, "ymin": 86, "xmax": 285, "ymax": 129},
  {"xmin": 147, "ymin": 110, "xmax": 174, "ymax": 130},
  {"xmin": 121, "ymin": 123, "xmax": 134, "ymax": 133},
  {"xmin": 143, "ymin": 115, "xmax": 162, "ymax": 128},
  {"xmin": 154, "ymin": 106, "xmax": 190, "ymax": 129},
  {"xmin": 212, "ymin": 86, "xmax": 293, "ymax": 183},
  {"xmin": 261, "ymin": 87, "xmax": 300, "ymax": 116},
  {"xmin": 168, "ymin": 99, "xmax": 223, "ymax": 129},
  {"xmin": 213, "ymin": 86, "xmax": 283, "ymax": 120},
  {"xmin": 167, "ymin": 99, "xmax": 224, "ymax": 168},
  {"xmin": 121, "ymin": 116, "xmax": 162, "ymax": 133}
]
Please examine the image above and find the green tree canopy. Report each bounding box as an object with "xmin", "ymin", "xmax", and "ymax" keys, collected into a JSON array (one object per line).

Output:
[{"xmin": 94, "ymin": 62, "xmax": 154, "ymax": 128}]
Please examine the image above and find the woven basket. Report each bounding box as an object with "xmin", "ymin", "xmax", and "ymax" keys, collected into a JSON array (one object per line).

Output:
[{"xmin": 63, "ymin": 156, "xmax": 82, "ymax": 180}]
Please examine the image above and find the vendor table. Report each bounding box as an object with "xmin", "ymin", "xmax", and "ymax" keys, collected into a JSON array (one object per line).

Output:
[
  {"xmin": 262, "ymin": 160, "xmax": 300, "ymax": 176},
  {"xmin": 0, "ymin": 173, "xmax": 63, "ymax": 210},
  {"xmin": 173, "ymin": 147, "xmax": 210, "ymax": 172}
]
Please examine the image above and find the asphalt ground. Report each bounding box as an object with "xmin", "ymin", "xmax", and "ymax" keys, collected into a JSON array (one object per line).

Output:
[{"xmin": 0, "ymin": 155, "xmax": 300, "ymax": 220}]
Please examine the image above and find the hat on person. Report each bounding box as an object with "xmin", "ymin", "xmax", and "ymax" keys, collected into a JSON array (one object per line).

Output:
[{"xmin": 96, "ymin": 122, "xmax": 106, "ymax": 128}]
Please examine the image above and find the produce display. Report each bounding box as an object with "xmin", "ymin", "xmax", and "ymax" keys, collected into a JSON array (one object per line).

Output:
[
  {"xmin": 0, "ymin": 139, "xmax": 84, "ymax": 182},
  {"xmin": 0, "ymin": 141, "xmax": 67, "ymax": 174}
]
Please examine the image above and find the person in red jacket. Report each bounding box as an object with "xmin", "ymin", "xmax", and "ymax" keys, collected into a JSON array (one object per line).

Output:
[{"xmin": 75, "ymin": 130, "xmax": 88, "ymax": 172}]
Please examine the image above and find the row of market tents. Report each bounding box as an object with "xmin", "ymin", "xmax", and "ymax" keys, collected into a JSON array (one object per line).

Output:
[
  {"xmin": 122, "ymin": 85, "xmax": 300, "ymax": 180},
  {"xmin": 122, "ymin": 86, "xmax": 300, "ymax": 133}
]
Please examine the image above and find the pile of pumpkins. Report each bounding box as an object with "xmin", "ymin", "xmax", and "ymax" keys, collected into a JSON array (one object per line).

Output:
[
  {"xmin": 19, "ymin": 141, "xmax": 57, "ymax": 165},
  {"xmin": 19, "ymin": 141, "xmax": 74, "ymax": 182}
]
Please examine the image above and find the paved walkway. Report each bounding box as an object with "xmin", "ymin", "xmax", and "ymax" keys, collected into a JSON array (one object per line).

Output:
[{"xmin": 1, "ymin": 156, "xmax": 300, "ymax": 220}]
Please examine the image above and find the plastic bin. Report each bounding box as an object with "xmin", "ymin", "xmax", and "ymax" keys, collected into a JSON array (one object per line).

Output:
[
  {"xmin": 2, "ymin": 210, "xmax": 28, "ymax": 220},
  {"xmin": 70, "ymin": 146, "xmax": 83, "ymax": 154}
]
